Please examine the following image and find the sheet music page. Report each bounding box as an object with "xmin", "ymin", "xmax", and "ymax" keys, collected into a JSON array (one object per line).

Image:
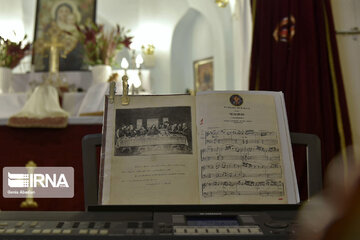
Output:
[
  {"xmin": 101, "ymin": 95, "xmax": 199, "ymax": 204},
  {"xmin": 196, "ymin": 92, "xmax": 289, "ymax": 204},
  {"xmin": 277, "ymin": 93, "xmax": 300, "ymax": 204}
]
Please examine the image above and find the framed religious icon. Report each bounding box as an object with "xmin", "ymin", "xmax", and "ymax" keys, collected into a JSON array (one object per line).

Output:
[
  {"xmin": 33, "ymin": 0, "xmax": 96, "ymax": 71},
  {"xmin": 193, "ymin": 57, "xmax": 214, "ymax": 92}
]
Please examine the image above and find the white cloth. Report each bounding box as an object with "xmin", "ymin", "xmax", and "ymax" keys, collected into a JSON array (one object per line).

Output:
[
  {"xmin": 1, "ymin": 70, "xmax": 151, "ymax": 118},
  {"xmin": 10, "ymin": 85, "xmax": 69, "ymax": 118},
  {"xmin": 0, "ymin": 116, "xmax": 103, "ymax": 126},
  {"xmin": 12, "ymin": 70, "xmax": 151, "ymax": 93},
  {"xmin": 0, "ymin": 93, "xmax": 28, "ymax": 118},
  {"xmin": 62, "ymin": 92, "xmax": 86, "ymax": 116},
  {"xmin": 12, "ymin": 71, "xmax": 93, "ymax": 92},
  {"xmin": 0, "ymin": 92, "xmax": 86, "ymax": 118},
  {"xmin": 76, "ymin": 82, "xmax": 110, "ymax": 116},
  {"xmin": 76, "ymin": 79, "xmax": 150, "ymax": 116}
]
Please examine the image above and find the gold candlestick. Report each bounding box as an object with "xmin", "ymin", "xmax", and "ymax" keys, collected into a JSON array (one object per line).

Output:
[
  {"xmin": 109, "ymin": 81, "xmax": 116, "ymax": 104},
  {"xmin": 20, "ymin": 160, "xmax": 38, "ymax": 209},
  {"xmin": 121, "ymin": 71, "xmax": 130, "ymax": 105},
  {"xmin": 120, "ymin": 58, "xmax": 130, "ymax": 105}
]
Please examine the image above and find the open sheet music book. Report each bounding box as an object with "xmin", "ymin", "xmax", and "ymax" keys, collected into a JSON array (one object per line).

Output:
[{"xmin": 99, "ymin": 91, "xmax": 299, "ymax": 205}]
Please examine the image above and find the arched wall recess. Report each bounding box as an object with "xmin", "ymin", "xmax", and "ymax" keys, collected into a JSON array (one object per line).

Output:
[
  {"xmin": 171, "ymin": 8, "xmax": 214, "ymax": 93},
  {"xmin": 187, "ymin": 0, "xmax": 229, "ymax": 90}
]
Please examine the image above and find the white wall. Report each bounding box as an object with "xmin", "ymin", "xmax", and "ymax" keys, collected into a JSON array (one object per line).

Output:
[
  {"xmin": 170, "ymin": 9, "xmax": 197, "ymax": 93},
  {"xmin": 135, "ymin": 0, "xmax": 189, "ymax": 94},
  {"xmin": 171, "ymin": 8, "xmax": 214, "ymax": 93},
  {"xmin": 187, "ymin": 0, "xmax": 228, "ymax": 90},
  {"xmin": 21, "ymin": 0, "xmax": 36, "ymax": 41},
  {"xmin": 232, "ymin": 0, "xmax": 252, "ymax": 90},
  {"xmin": 331, "ymin": 0, "xmax": 360, "ymax": 161},
  {"xmin": 173, "ymin": 0, "xmax": 253, "ymax": 92},
  {"xmin": 97, "ymin": 0, "xmax": 140, "ymax": 30},
  {"xmin": 0, "ymin": 0, "xmax": 251, "ymax": 94},
  {"xmin": 0, "ymin": 0, "xmax": 25, "ymax": 41},
  {"xmin": 191, "ymin": 13, "xmax": 214, "ymax": 67},
  {"xmin": 0, "ymin": 0, "xmax": 36, "ymax": 72}
]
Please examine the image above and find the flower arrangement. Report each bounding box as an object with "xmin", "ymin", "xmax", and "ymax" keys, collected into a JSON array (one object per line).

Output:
[
  {"xmin": 76, "ymin": 21, "xmax": 133, "ymax": 66},
  {"xmin": 0, "ymin": 35, "xmax": 31, "ymax": 69}
]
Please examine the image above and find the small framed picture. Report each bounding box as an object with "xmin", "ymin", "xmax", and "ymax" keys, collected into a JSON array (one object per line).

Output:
[
  {"xmin": 33, "ymin": 0, "xmax": 97, "ymax": 71},
  {"xmin": 193, "ymin": 57, "xmax": 214, "ymax": 92}
]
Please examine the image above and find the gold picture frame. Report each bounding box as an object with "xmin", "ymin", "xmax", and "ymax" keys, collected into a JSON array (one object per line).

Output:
[{"xmin": 194, "ymin": 57, "xmax": 214, "ymax": 92}]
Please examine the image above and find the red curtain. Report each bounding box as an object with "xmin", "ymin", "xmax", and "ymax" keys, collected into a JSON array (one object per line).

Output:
[{"xmin": 249, "ymin": 0, "xmax": 352, "ymax": 199}]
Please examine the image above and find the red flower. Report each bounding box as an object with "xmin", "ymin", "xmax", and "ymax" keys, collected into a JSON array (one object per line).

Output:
[
  {"xmin": 0, "ymin": 35, "xmax": 31, "ymax": 69},
  {"xmin": 84, "ymin": 30, "xmax": 96, "ymax": 44},
  {"xmin": 75, "ymin": 21, "xmax": 133, "ymax": 66},
  {"xmin": 122, "ymin": 36, "xmax": 133, "ymax": 49}
]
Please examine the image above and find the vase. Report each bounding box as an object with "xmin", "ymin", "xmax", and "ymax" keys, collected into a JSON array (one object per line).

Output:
[
  {"xmin": 91, "ymin": 65, "xmax": 112, "ymax": 85},
  {"xmin": 0, "ymin": 67, "xmax": 12, "ymax": 93}
]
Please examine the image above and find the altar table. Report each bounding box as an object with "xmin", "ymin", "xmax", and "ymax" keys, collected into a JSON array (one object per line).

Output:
[{"xmin": 0, "ymin": 117, "xmax": 102, "ymax": 211}]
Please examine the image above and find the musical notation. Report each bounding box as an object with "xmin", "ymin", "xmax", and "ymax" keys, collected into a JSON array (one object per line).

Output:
[
  {"xmin": 203, "ymin": 145, "xmax": 279, "ymax": 153},
  {"xmin": 205, "ymin": 138, "xmax": 278, "ymax": 145},
  {"xmin": 199, "ymin": 128, "xmax": 286, "ymax": 200},
  {"xmin": 200, "ymin": 153, "xmax": 280, "ymax": 162},
  {"xmin": 205, "ymin": 129, "xmax": 276, "ymax": 137},
  {"xmin": 201, "ymin": 162, "xmax": 281, "ymax": 171},
  {"xmin": 202, "ymin": 190, "xmax": 284, "ymax": 198},
  {"xmin": 201, "ymin": 179, "xmax": 284, "ymax": 190},
  {"xmin": 201, "ymin": 171, "xmax": 282, "ymax": 179}
]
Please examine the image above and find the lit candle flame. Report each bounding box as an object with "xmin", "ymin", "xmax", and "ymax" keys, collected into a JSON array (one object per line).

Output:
[
  {"xmin": 121, "ymin": 58, "xmax": 129, "ymax": 69},
  {"xmin": 135, "ymin": 54, "xmax": 144, "ymax": 68}
]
